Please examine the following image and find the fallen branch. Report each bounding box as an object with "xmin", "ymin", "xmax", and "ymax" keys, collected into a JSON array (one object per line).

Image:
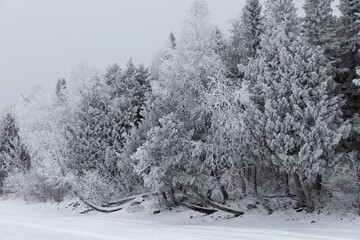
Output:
[
  {"xmin": 74, "ymin": 190, "xmax": 124, "ymax": 213},
  {"xmin": 100, "ymin": 196, "xmax": 138, "ymax": 208},
  {"xmin": 189, "ymin": 186, "xmax": 244, "ymax": 216},
  {"xmin": 168, "ymin": 188, "xmax": 217, "ymax": 215},
  {"xmin": 80, "ymin": 195, "xmax": 139, "ymax": 214},
  {"xmin": 263, "ymin": 194, "xmax": 297, "ymax": 199}
]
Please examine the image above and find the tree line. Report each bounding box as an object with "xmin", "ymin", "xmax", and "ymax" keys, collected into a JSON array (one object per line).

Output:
[{"xmin": 0, "ymin": 0, "xmax": 359, "ymax": 215}]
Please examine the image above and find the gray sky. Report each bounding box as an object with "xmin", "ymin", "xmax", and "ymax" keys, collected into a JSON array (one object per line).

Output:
[{"xmin": 0, "ymin": 0, "xmax": 340, "ymax": 111}]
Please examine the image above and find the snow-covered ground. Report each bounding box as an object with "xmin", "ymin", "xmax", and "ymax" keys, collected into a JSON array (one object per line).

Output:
[{"xmin": 0, "ymin": 197, "xmax": 359, "ymax": 240}]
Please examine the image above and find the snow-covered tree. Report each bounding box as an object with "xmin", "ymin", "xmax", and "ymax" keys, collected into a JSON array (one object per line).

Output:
[
  {"xmin": 65, "ymin": 60, "xmax": 149, "ymax": 203},
  {"xmin": 0, "ymin": 112, "xmax": 30, "ymax": 194},
  {"xmin": 227, "ymin": 0, "xmax": 262, "ymax": 79},
  {"xmin": 134, "ymin": 0, "xmax": 227, "ymax": 197},
  {"xmin": 6, "ymin": 86, "xmax": 71, "ymax": 201},
  {"xmin": 336, "ymin": 0, "xmax": 360, "ymax": 162},
  {"xmin": 302, "ymin": 0, "xmax": 339, "ymax": 66},
  {"xmin": 168, "ymin": 32, "xmax": 176, "ymax": 49},
  {"xmin": 244, "ymin": 0, "xmax": 350, "ymax": 211},
  {"xmin": 55, "ymin": 78, "xmax": 67, "ymax": 99},
  {"xmin": 337, "ymin": 0, "xmax": 360, "ymax": 72}
]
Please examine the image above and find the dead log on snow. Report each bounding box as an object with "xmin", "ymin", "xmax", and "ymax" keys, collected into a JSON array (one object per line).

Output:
[
  {"xmin": 188, "ymin": 186, "xmax": 244, "ymax": 216},
  {"xmin": 168, "ymin": 188, "xmax": 217, "ymax": 215},
  {"xmin": 80, "ymin": 195, "xmax": 140, "ymax": 214},
  {"xmin": 74, "ymin": 191, "xmax": 124, "ymax": 214}
]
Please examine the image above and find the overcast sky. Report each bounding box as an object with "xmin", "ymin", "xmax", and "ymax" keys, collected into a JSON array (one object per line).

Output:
[{"xmin": 0, "ymin": 0, "xmax": 340, "ymax": 111}]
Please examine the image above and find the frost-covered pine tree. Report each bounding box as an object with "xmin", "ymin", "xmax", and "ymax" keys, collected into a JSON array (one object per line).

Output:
[
  {"xmin": 338, "ymin": 0, "xmax": 360, "ymax": 73},
  {"xmin": 168, "ymin": 32, "xmax": 176, "ymax": 49},
  {"xmin": 55, "ymin": 78, "xmax": 67, "ymax": 99},
  {"xmin": 245, "ymin": 0, "xmax": 350, "ymax": 211},
  {"xmin": 0, "ymin": 112, "xmax": 30, "ymax": 194},
  {"xmin": 227, "ymin": 0, "xmax": 262, "ymax": 79},
  {"xmin": 336, "ymin": 0, "xmax": 360, "ymax": 159},
  {"xmin": 301, "ymin": 0, "xmax": 341, "ymax": 189},
  {"xmin": 302, "ymin": 0, "xmax": 339, "ymax": 66}
]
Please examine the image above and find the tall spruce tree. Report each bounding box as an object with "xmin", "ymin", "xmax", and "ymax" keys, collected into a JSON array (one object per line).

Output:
[
  {"xmin": 55, "ymin": 78, "xmax": 67, "ymax": 98},
  {"xmin": 0, "ymin": 112, "xmax": 30, "ymax": 193},
  {"xmin": 227, "ymin": 0, "xmax": 262, "ymax": 79},
  {"xmin": 336, "ymin": 0, "xmax": 360, "ymax": 159},
  {"xmin": 302, "ymin": 0, "xmax": 339, "ymax": 66},
  {"xmin": 302, "ymin": 0, "xmax": 340, "ymax": 189}
]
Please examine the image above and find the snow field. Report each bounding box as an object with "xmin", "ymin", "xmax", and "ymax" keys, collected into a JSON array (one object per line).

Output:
[{"xmin": 0, "ymin": 198, "xmax": 359, "ymax": 240}]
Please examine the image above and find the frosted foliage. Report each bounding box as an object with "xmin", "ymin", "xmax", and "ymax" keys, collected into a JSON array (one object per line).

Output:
[
  {"xmin": 338, "ymin": 0, "xmax": 360, "ymax": 57},
  {"xmin": 64, "ymin": 60, "xmax": 149, "ymax": 202},
  {"xmin": 204, "ymin": 83, "xmax": 252, "ymax": 188},
  {"xmin": 0, "ymin": 112, "xmax": 30, "ymax": 196},
  {"xmin": 227, "ymin": 0, "xmax": 262, "ymax": 79},
  {"xmin": 263, "ymin": 0, "xmax": 300, "ymax": 35},
  {"xmin": 302, "ymin": 0, "xmax": 338, "ymax": 59},
  {"xmin": 66, "ymin": 63, "xmax": 100, "ymax": 108},
  {"xmin": 134, "ymin": 114, "xmax": 196, "ymax": 192},
  {"xmin": 239, "ymin": 0, "xmax": 262, "ymax": 67},
  {"xmin": 181, "ymin": 0, "xmax": 212, "ymax": 49},
  {"xmin": 245, "ymin": 0, "xmax": 350, "ymax": 181},
  {"xmin": 134, "ymin": 0, "xmax": 226, "ymax": 193},
  {"xmin": 11, "ymin": 88, "xmax": 70, "ymax": 201}
]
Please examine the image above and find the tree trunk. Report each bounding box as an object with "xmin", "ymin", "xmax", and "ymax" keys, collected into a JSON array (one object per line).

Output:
[
  {"xmin": 293, "ymin": 173, "xmax": 305, "ymax": 207},
  {"xmin": 206, "ymin": 189, "xmax": 212, "ymax": 200},
  {"xmin": 252, "ymin": 166, "xmax": 258, "ymax": 194},
  {"xmin": 313, "ymin": 174, "xmax": 322, "ymax": 191},
  {"xmin": 241, "ymin": 170, "xmax": 246, "ymax": 195},
  {"xmin": 74, "ymin": 190, "xmax": 128, "ymax": 213},
  {"xmin": 162, "ymin": 191, "xmax": 168, "ymax": 201},
  {"xmin": 220, "ymin": 185, "xmax": 229, "ymax": 202},
  {"xmin": 284, "ymin": 173, "xmax": 290, "ymax": 196},
  {"xmin": 302, "ymin": 182, "xmax": 315, "ymax": 212}
]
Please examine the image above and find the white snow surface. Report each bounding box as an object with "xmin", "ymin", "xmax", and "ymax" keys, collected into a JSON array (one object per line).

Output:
[{"xmin": 0, "ymin": 197, "xmax": 359, "ymax": 240}]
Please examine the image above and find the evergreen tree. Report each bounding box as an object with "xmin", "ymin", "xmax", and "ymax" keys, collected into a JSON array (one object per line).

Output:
[
  {"xmin": 213, "ymin": 27, "xmax": 228, "ymax": 66},
  {"xmin": 103, "ymin": 63, "xmax": 122, "ymax": 86},
  {"xmin": 55, "ymin": 78, "xmax": 67, "ymax": 98},
  {"xmin": 65, "ymin": 60, "xmax": 150, "ymax": 203},
  {"xmin": 302, "ymin": 0, "xmax": 339, "ymax": 66},
  {"xmin": 0, "ymin": 112, "xmax": 30, "ymax": 193},
  {"xmin": 227, "ymin": 0, "xmax": 262, "ymax": 79},
  {"xmin": 336, "ymin": 0, "xmax": 360, "ymax": 158},
  {"xmin": 168, "ymin": 32, "xmax": 176, "ymax": 49},
  {"xmin": 245, "ymin": 0, "xmax": 350, "ymax": 211}
]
